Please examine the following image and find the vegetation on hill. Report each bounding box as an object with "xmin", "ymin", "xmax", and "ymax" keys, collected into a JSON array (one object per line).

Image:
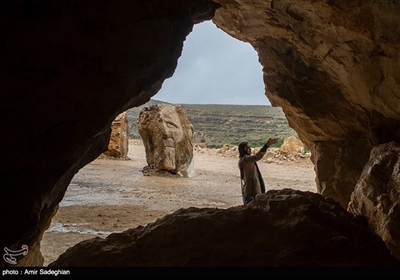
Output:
[{"xmin": 127, "ymin": 99, "xmax": 297, "ymax": 149}]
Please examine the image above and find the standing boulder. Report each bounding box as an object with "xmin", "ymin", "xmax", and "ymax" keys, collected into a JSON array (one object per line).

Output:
[
  {"xmin": 137, "ymin": 104, "xmax": 195, "ymax": 178},
  {"xmin": 103, "ymin": 112, "xmax": 130, "ymax": 159}
]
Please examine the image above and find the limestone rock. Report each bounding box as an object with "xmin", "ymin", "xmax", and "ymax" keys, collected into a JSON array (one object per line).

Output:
[
  {"xmin": 280, "ymin": 135, "xmax": 304, "ymax": 154},
  {"xmin": 102, "ymin": 112, "xmax": 130, "ymax": 159},
  {"xmin": 348, "ymin": 141, "xmax": 400, "ymax": 260},
  {"xmin": 217, "ymin": 143, "xmax": 237, "ymax": 157},
  {"xmin": 137, "ymin": 104, "xmax": 195, "ymax": 178},
  {"xmin": 49, "ymin": 189, "xmax": 399, "ymax": 267}
]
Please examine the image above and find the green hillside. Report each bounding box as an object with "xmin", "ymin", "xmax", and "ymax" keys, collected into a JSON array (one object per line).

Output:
[{"xmin": 127, "ymin": 99, "xmax": 297, "ymax": 149}]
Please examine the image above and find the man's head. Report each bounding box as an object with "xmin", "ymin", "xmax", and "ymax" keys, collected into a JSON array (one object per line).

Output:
[{"xmin": 238, "ymin": 141, "xmax": 249, "ymax": 157}]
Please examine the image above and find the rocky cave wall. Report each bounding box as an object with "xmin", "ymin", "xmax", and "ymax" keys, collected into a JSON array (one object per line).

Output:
[
  {"xmin": 213, "ymin": 0, "xmax": 400, "ymax": 208},
  {"xmin": 1, "ymin": 0, "xmax": 399, "ymax": 266},
  {"xmin": 1, "ymin": 0, "xmax": 219, "ymax": 266},
  {"xmin": 213, "ymin": 0, "xmax": 400, "ymax": 261}
]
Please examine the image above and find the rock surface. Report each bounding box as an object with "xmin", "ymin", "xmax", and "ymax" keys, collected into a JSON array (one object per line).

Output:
[
  {"xmin": 137, "ymin": 104, "xmax": 195, "ymax": 178},
  {"xmin": 49, "ymin": 189, "xmax": 399, "ymax": 267},
  {"xmin": 213, "ymin": 0, "xmax": 400, "ymax": 209},
  {"xmin": 348, "ymin": 141, "xmax": 400, "ymax": 260},
  {"xmin": 280, "ymin": 135, "xmax": 305, "ymax": 154},
  {"xmin": 102, "ymin": 112, "xmax": 130, "ymax": 159}
]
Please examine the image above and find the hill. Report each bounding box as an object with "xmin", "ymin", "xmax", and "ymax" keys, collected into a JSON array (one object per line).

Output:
[{"xmin": 126, "ymin": 99, "xmax": 297, "ymax": 148}]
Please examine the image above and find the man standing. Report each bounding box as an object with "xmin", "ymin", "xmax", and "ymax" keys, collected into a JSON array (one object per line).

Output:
[{"xmin": 238, "ymin": 138, "xmax": 278, "ymax": 204}]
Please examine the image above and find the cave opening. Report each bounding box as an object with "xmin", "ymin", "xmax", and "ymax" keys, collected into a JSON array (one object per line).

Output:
[
  {"xmin": 41, "ymin": 20, "xmax": 316, "ymax": 266},
  {"xmin": 155, "ymin": 20, "xmax": 268, "ymax": 106}
]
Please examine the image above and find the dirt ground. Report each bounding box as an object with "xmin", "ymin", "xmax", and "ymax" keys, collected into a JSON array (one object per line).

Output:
[{"xmin": 41, "ymin": 140, "xmax": 317, "ymax": 266}]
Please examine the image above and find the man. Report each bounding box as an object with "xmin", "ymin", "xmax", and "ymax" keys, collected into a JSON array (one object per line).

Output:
[{"xmin": 238, "ymin": 138, "xmax": 278, "ymax": 204}]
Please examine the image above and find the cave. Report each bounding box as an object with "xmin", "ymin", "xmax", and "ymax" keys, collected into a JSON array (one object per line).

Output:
[{"xmin": 2, "ymin": 0, "xmax": 400, "ymax": 271}]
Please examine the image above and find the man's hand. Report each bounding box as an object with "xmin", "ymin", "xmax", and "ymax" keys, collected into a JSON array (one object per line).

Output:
[{"xmin": 266, "ymin": 138, "xmax": 279, "ymax": 146}]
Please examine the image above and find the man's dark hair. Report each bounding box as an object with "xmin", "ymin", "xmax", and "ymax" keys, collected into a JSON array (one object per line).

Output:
[{"xmin": 238, "ymin": 141, "xmax": 248, "ymax": 157}]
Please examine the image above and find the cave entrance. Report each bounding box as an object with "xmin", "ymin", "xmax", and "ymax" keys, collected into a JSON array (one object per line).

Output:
[
  {"xmin": 155, "ymin": 20, "xmax": 268, "ymax": 106},
  {"xmin": 41, "ymin": 20, "xmax": 316, "ymax": 266},
  {"xmin": 135, "ymin": 20, "xmax": 296, "ymax": 149}
]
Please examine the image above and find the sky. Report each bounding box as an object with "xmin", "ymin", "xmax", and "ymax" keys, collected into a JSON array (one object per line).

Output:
[{"xmin": 153, "ymin": 20, "xmax": 270, "ymax": 106}]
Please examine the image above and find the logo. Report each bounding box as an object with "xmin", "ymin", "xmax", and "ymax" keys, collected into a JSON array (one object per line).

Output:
[{"xmin": 3, "ymin": 245, "xmax": 28, "ymax": 265}]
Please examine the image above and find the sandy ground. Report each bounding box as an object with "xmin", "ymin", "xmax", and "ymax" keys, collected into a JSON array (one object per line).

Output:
[{"xmin": 41, "ymin": 140, "xmax": 317, "ymax": 266}]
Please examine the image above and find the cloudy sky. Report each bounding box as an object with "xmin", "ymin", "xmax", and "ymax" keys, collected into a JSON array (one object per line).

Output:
[{"xmin": 153, "ymin": 20, "xmax": 270, "ymax": 106}]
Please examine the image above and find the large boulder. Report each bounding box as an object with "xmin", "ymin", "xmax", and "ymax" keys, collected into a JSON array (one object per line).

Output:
[
  {"xmin": 137, "ymin": 103, "xmax": 195, "ymax": 178},
  {"xmin": 102, "ymin": 112, "xmax": 130, "ymax": 159},
  {"xmin": 279, "ymin": 135, "xmax": 305, "ymax": 154}
]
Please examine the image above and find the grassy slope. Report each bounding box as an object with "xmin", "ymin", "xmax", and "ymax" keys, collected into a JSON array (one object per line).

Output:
[{"xmin": 127, "ymin": 99, "xmax": 297, "ymax": 148}]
